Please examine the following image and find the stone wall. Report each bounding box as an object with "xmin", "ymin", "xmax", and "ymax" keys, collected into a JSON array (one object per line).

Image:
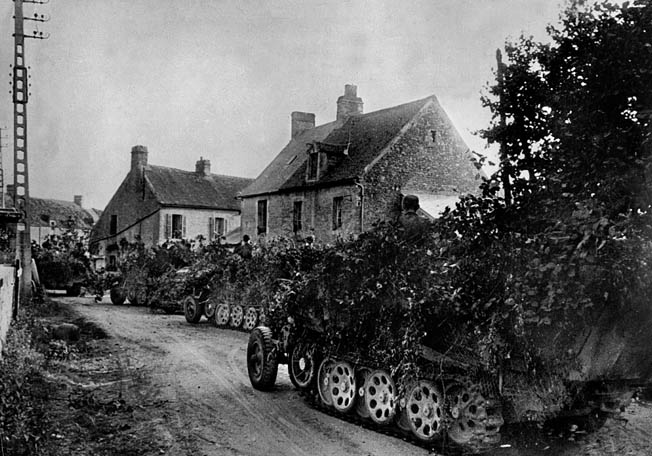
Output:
[
  {"xmin": 0, "ymin": 264, "xmax": 16, "ymax": 358},
  {"xmin": 241, "ymin": 184, "xmax": 361, "ymax": 242},
  {"xmin": 362, "ymin": 99, "xmax": 481, "ymax": 226}
]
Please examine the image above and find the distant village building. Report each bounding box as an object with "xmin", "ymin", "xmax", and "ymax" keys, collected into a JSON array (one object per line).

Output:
[
  {"xmin": 4, "ymin": 187, "xmax": 100, "ymax": 246},
  {"xmin": 89, "ymin": 146, "xmax": 252, "ymax": 269},
  {"xmin": 239, "ymin": 85, "xmax": 482, "ymax": 243}
]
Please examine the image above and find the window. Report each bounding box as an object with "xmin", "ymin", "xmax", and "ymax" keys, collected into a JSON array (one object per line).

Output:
[
  {"xmin": 109, "ymin": 215, "xmax": 117, "ymax": 236},
  {"xmin": 293, "ymin": 201, "xmax": 303, "ymax": 233},
  {"xmin": 257, "ymin": 200, "xmax": 267, "ymax": 235},
  {"xmin": 332, "ymin": 196, "xmax": 343, "ymax": 230},
  {"xmin": 307, "ymin": 149, "xmax": 319, "ymax": 181},
  {"xmin": 209, "ymin": 217, "xmax": 227, "ymax": 241},
  {"xmin": 165, "ymin": 214, "xmax": 186, "ymax": 239}
]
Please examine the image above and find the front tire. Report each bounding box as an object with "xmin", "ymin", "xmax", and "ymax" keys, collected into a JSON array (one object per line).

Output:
[
  {"xmin": 110, "ymin": 286, "xmax": 126, "ymax": 305},
  {"xmin": 247, "ymin": 326, "xmax": 278, "ymax": 391},
  {"xmin": 184, "ymin": 296, "xmax": 204, "ymax": 323}
]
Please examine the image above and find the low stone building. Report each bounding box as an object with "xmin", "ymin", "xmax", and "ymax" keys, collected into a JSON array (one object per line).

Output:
[
  {"xmin": 239, "ymin": 85, "xmax": 482, "ymax": 243},
  {"xmin": 89, "ymin": 146, "xmax": 252, "ymax": 269}
]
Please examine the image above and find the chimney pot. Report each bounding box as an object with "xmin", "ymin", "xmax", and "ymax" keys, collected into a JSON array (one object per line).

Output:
[
  {"xmin": 74, "ymin": 195, "xmax": 83, "ymax": 207},
  {"xmin": 291, "ymin": 111, "xmax": 316, "ymax": 138},
  {"xmin": 336, "ymin": 84, "xmax": 363, "ymax": 121},
  {"xmin": 131, "ymin": 145, "xmax": 148, "ymax": 170}
]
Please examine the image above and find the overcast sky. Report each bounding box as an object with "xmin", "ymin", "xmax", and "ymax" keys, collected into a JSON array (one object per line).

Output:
[{"xmin": 0, "ymin": 0, "xmax": 566, "ymax": 210}]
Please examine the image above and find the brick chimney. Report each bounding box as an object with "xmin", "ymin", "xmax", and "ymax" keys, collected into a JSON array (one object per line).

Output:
[
  {"xmin": 74, "ymin": 195, "xmax": 83, "ymax": 207},
  {"xmin": 336, "ymin": 84, "xmax": 363, "ymax": 122},
  {"xmin": 131, "ymin": 145, "xmax": 148, "ymax": 170},
  {"xmin": 195, "ymin": 157, "xmax": 211, "ymax": 176},
  {"xmin": 291, "ymin": 111, "xmax": 315, "ymax": 138}
]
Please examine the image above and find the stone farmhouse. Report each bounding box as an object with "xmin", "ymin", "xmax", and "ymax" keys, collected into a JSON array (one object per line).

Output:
[
  {"xmin": 89, "ymin": 146, "xmax": 252, "ymax": 269},
  {"xmin": 239, "ymin": 85, "xmax": 482, "ymax": 243}
]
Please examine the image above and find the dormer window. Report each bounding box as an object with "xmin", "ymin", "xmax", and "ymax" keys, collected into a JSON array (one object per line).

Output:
[{"xmin": 307, "ymin": 144, "xmax": 319, "ymax": 181}]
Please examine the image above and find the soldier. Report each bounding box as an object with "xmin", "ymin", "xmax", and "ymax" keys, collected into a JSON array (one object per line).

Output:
[{"xmin": 397, "ymin": 194, "xmax": 429, "ymax": 242}]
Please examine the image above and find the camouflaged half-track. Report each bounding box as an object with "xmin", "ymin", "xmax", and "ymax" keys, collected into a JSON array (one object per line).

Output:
[{"xmin": 246, "ymin": 281, "xmax": 652, "ymax": 453}]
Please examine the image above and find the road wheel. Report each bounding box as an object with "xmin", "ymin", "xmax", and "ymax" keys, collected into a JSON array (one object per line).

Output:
[
  {"xmin": 365, "ymin": 369, "xmax": 397, "ymax": 425},
  {"xmin": 288, "ymin": 343, "xmax": 318, "ymax": 390},
  {"xmin": 128, "ymin": 287, "xmax": 147, "ymax": 306},
  {"xmin": 247, "ymin": 326, "xmax": 278, "ymax": 391},
  {"xmin": 204, "ymin": 299, "xmax": 217, "ymax": 320},
  {"xmin": 183, "ymin": 296, "xmax": 203, "ymax": 323},
  {"xmin": 406, "ymin": 380, "xmax": 444, "ymax": 442},
  {"xmin": 214, "ymin": 303, "xmax": 230, "ymax": 327},
  {"xmin": 317, "ymin": 358, "xmax": 335, "ymax": 407},
  {"xmin": 329, "ymin": 361, "xmax": 356, "ymax": 413},
  {"xmin": 230, "ymin": 304, "xmax": 244, "ymax": 328},
  {"xmin": 110, "ymin": 286, "xmax": 126, "ymax": 305},
  {"xmin": 242, "ymin": 307, "xmax": 258, "ymax": 331}
]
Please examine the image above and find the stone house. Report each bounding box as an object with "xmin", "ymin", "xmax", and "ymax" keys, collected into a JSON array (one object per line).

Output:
[
  {"xmin": 239, "ymin": 85, "xmax": 482, "ymax": 243},
  {"xmin": 89, "ymin": 146, "xmax": 252, "ymax": 269}
]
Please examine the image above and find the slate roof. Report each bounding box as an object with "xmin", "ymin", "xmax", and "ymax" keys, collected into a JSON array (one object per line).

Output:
[
  {"xmin": 240, "ymin": 121, "xmax": 340, "ymax": 197},
  {"xmin": 144, "ymin": 165, "xmax": 252, "ymax": 210},
  {"xmin": 241, "ymin": 95, "xmax": 434, "ymax": 197}
]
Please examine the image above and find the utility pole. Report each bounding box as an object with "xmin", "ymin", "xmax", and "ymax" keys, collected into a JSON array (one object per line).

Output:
[
  {"xmin": 0, "ymin": 126, "xmax": 7, "ymax": 208},
  {"xmin": 496, "ymin": 49, "xmax": 512, "ymax": 208},
  {"xmin": 10, "ymin": 0, "xmax": 50, "ymax": 298}
]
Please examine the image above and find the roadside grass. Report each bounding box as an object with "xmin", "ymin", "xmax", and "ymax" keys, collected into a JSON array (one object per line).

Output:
[{"xmin": 1, "ymin": 297, "xmax": 161, "ymax": 456}]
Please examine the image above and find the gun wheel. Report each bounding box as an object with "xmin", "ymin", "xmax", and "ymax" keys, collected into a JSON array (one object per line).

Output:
[{"xmin": 183, "ymin": 296, "xmax": 203, "ymax": 323}]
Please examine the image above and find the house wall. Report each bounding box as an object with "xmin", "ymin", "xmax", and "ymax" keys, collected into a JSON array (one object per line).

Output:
[
  {"xmin": 158, "ymin": 207, "xmax": 241, "ymax": 244},
  {"xmin": 362, "ymin": 100, "xmax": 481, "ymax": 226},
  {"xmin": 0, "ymin": 264, "xmax": 16, "ymax": 359},
  {"xmin": 241, "ymin": 184, "xmax": 360, "ymax": 243}
]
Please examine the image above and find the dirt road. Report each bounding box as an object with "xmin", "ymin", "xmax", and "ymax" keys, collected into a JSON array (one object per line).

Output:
[{"xmin": 57, "ymin": 297, "xmax": 652, "ymax": 456}]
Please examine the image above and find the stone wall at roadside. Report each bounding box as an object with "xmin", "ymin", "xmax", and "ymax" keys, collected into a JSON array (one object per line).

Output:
[{"xmin": 0, "ymin": 264, "xmax": 16, "ymax": 358}]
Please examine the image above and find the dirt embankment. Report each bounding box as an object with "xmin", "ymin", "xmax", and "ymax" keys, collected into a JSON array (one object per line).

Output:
[{"xmin": 8, "ymin": 296, "xmax": 652, "ymax": 456}]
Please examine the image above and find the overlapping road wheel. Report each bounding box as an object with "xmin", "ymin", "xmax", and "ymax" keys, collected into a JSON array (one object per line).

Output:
[
  {"xmin": 329, "ymin": 361, "xmax": 356, "ymax": 413},
  {"xmin": 204, "ymin": 299, "xmax": 217, "ymax": 320},
  {"xmin": 242, "ymin": 307, "xmax": 258, "ymax": 331},
  {"xmin": 128, "ymin": 287, "xmax": 147, "ymax": 306},
  {"xmin": 214, "ymin": 304, "xmax": 230, "ymax": 327},
  {"xmin": 406, "ymin": 380, "xmax": 444, "ymax": 442},
  {"xmin": 354, "ymin": 367, "xmax": 372, "ymax": 418},
  {"xmin": 289, "ymin": 343, "xmax": 318, "ymax": 390},
  {"xmin": 229, "ymin": 304, "xmax": 244, "ymax": 328},
  {"xmin": 446, "ymin": 382, "xmax": 502, "ymax": 447},
  {"xmin": 247, "ymin": 326, "xmax": 278, "ymax": 391},
  {"xmin": 317, "ymin": 358, "xmax": 335, "ymax": 407},
  {"xmin": 183, "ymin": 296, "xmax": 203, "ymax": 324},
  {"xmin": 365, "ymin": 370, "xmax": 397, "ymax": 425}
]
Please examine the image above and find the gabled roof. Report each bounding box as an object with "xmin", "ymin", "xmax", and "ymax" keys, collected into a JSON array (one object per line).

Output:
[
  {"xmin": 241, "ymin": 95, "xmax": 434, "ymax": 197},
  {"xmin": 144, "ymin": 165, "xmax": 252, "ymax": 210},
  {"xmin": 240, "ymin": 121, "xmax": 340, "ymax": 197}
]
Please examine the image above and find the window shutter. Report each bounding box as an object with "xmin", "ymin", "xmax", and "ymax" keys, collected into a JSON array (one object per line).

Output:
[
  {"xmin": 182, "ymin": 215, "xmax": 187, "ymax": 239},
  {"xmin": 209, "ymin": 217, "xmax": 214, "ymax": 241},
  {"xmin": 164, "ymin": 214, "xmax": 171, "ymax": 239},
  {"xmin": 224, "ymin": 219, "xmax": 228, "ymax": 235}
]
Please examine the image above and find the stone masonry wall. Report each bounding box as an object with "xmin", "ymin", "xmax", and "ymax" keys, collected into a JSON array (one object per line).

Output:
[
  {"xmin": 241, "ymin": 184, "xmax": 361, "ymax": 243},
  {"xmin": 362, "ymin": 99, "xmax": 481, "ymax": 226}
]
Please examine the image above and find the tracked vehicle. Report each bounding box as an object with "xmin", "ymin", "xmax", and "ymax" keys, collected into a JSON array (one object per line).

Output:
[{"xmin": 244, "ymin": 229, "xmax": 652, "ymax": 453}]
